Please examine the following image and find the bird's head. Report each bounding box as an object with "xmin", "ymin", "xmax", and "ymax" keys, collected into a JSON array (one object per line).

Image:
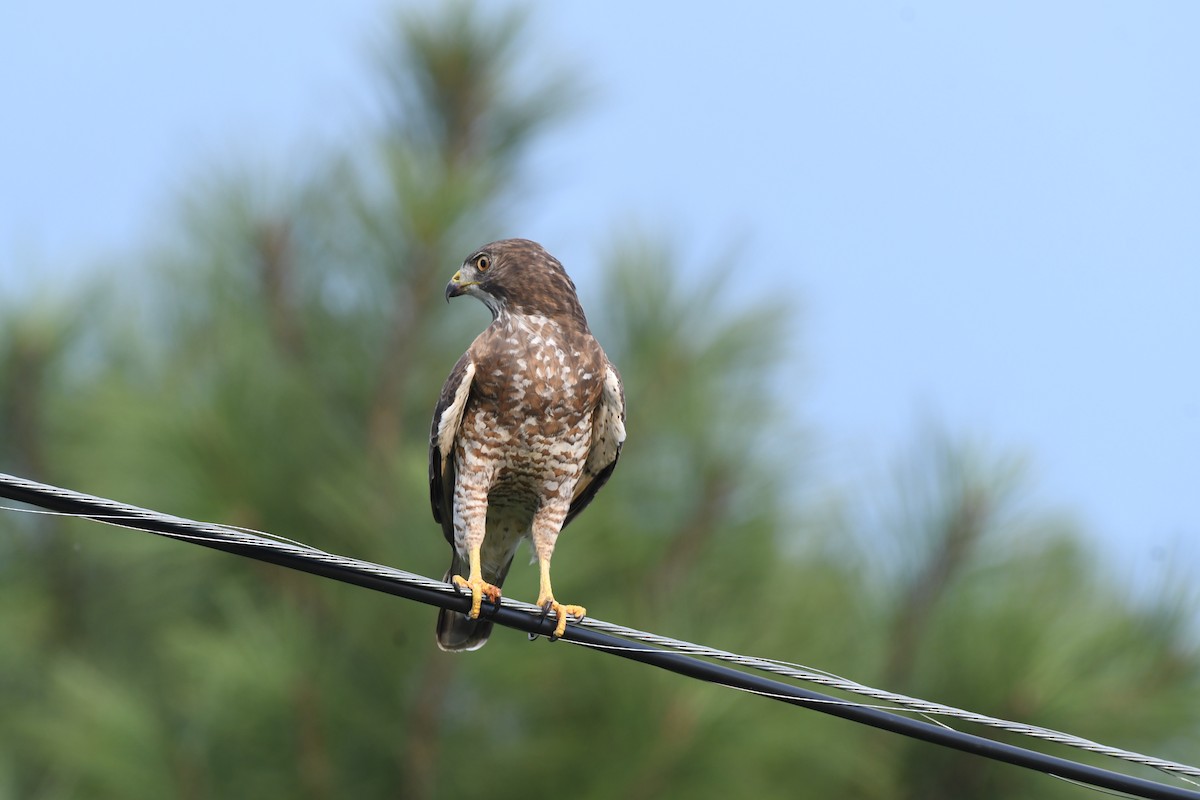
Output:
[{"xmin": 445, "ymin": 238, "xmax": 586, "ymax": 324}]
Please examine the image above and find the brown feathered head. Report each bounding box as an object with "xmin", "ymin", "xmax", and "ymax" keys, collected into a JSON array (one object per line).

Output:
[{"xmin": 445, "ymin": 238, "xmax": 587, "ymax": 324}]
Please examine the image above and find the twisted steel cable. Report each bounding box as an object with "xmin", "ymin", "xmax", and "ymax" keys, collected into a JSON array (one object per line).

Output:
[{"xmin": 1, "ymin": 471, "xmax": 1196, "ymax": 799}]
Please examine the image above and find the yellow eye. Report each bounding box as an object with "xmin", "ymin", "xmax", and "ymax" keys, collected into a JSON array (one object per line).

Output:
[{"xmin": 476, "ymin": 255, "xmax": 491, "ymax": 272}]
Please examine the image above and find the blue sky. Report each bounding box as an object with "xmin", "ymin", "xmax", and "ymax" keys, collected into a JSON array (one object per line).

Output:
[{"xmin": 2, "ymin": 2, "xmax": 1197, "ymax": 583}]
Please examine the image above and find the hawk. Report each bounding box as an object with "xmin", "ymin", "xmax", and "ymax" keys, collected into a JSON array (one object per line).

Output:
[{"xmin": 429, "ymin": 239, "xmax": 626, "ymax": 651}]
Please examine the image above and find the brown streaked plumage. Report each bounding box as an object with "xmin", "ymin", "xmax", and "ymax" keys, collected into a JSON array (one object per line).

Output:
[{"xmin": 429, "ymin": 239, "xmax": 626, "ymax": 651}]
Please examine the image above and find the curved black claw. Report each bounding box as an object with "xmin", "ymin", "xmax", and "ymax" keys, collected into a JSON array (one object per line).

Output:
[
  {"xmin": 527, "ymin": 602, "xmax": 555, "ymax": 642},
  {"xmin": 480, "ymin": 593, "xmax": 501, "ymax": 619}
]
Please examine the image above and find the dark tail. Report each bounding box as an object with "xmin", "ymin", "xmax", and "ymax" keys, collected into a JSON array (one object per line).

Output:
[{"xmin": 436, "ymin": 551, "xmax": 513, "ymax": 652}]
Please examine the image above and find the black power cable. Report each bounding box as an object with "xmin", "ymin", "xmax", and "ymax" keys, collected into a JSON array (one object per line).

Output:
[{"xmin": 0, "ymin": 471, "xmax": 1196, "ymax": 800}]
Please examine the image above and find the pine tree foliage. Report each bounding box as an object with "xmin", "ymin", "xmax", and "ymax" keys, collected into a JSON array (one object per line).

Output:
[{"xmin": 0, "ymin": 4, "xmax": 1196, "ymax": 798}]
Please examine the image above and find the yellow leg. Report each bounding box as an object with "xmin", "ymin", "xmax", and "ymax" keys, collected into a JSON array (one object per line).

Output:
[
  {"xmin": 535, "ymin": 559, "xmax": 586, "ymax": 638},
  {"xmin": 451, "ymin": 543, "xmax": 502, "ymax": 619}
]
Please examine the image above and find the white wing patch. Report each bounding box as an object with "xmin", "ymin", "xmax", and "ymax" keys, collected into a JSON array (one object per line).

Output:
[
  {"xmin": 436, "ymin": 360, "xmax": 475, "ymax": 460},
  {"xmin": 572, "ymin": 362, "xmax": 626, "ymax": 502}
]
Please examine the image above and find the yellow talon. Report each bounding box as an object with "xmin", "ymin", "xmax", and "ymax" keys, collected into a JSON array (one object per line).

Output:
[
  {"xmin": 535, "ymin": 558, "xmax": 584, "ymax": 638},
  {"xmin": 538, "ymin": 597, "xmax": 586, "ymax": 638},
  {"xmin": 453, "ymin": 574, "xmax": 502, "ymax": 619}
]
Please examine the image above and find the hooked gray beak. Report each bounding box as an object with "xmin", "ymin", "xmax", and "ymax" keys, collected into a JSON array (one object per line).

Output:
[{"xmin": 445, "ymin": 270, "xmax": 477, "ymax": 302}]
